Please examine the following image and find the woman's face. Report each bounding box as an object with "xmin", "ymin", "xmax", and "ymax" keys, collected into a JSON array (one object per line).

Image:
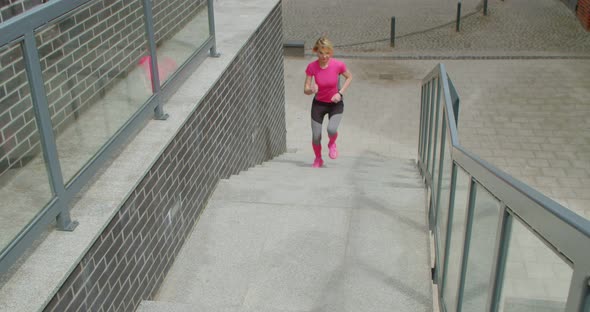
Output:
[{"xmin": 316, "ymin": 48, "xmax": 332, "ymax": 64}]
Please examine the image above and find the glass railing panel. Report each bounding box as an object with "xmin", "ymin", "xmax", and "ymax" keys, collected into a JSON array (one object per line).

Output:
[
  {"xmin": 435, "ymin": 117, "xmax": 452, "ymax": 282},
  {"xmin": 152, "ymin": 0, "xmax": 209, "ymax": 86},
  {"xmin": 419, "ymin": 86, "xmax": 425, "ymax": 160},
  {"xmin": 499, "ymin": 215, "xmax": 572, "ymax": 311},
  {"xmin": 424, "ymin": 81, "xmax": 431, "ymax": 170},
  {"xmin": 425, "ymin": 80, "xmax": 433, "ymax": 167},
  {"xmin": 462, "ymin": 183, "xmax": 502, "ymax": 311},
  {"xmin": 0, "ymin": 41, "xmax": 52, "ymax": 254},
  {"xmin": 0, "ymin": 1, "xmax": 46, "ymax": 24},
  {"xmin": 429, "ymin": 82, "xmax": 444, "ymax": 233},
  {"xmin": 442, "ymin": 165, "xmax": 470, "ymax": 312},
  {"xmin": 35, "ymin": 0, "xmax": 152, "ymax": 183},
  {"xmin": 427, "ymin": 78, "xmax": 439, "ymax": 176},
  {"xmin": 432, "ymin": 90, "xmax": 444, "ymax": 199}
]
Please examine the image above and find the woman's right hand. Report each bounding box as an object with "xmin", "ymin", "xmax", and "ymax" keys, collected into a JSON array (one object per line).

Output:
[
  {"xmin": 304, "ymin": 76, "xmax": 318, "ymax": 95},
  {"xmin": 311, "ymin": 83, "xmax": 318, "ymax": 94}
]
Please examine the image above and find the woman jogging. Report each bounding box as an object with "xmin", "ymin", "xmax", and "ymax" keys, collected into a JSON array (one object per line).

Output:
[{"xmin": 304, "ymin": 37, "xmax": 352, "ymax": 168}]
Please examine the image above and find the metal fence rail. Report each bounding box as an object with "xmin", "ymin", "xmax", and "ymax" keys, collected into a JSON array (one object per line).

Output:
[
  {"xmin": 419, "ymin": 64, "xmax": 590, "ymax": 311},
  {"xmin": 0, "ymin": 0, "xmax": 218, "ymax": 276}
]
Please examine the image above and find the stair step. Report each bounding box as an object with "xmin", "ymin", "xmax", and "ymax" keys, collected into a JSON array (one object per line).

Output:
[
  {"xmin": 154, "ymin": 153, "xmax": 431, "ymax": 311},
  {"xmin": 136, "ymin": 301, "xmax": 246, "ymax": 312},
  {"xmin": 224, "ymin": 172, "xmax": 422, "ymax": 189},
  {"xmin": 270, "ymin": 152, "xmax": 416, "ymax": 165},
  {"xmin": 234, "ymin": 165, "xmax": 421, "ymax": 180},
  {"xmin": 136, "ymin": 301, "xmax": 195, "ymax": 312},
  {"xmin": 235, "ymin": 156, "xmax": 420, "ymax": 180},
  {"xmin": 213, "ymin": 176, "xmax": 425, "ymax": 210}
]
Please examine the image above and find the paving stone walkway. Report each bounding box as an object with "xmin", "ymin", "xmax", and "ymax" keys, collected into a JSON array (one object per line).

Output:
[{"xmin": 283, "ymin": 0, "xmax": 590, "ymax": 57}]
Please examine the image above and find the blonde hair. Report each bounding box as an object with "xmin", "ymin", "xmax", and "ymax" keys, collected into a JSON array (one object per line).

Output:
[{"xmin": 312, "ymin": 37, "xmax": 334, "ymax": 53}]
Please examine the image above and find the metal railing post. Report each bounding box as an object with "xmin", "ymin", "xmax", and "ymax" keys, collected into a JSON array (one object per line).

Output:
[
  {"xmin": 565, "ymin": 271, "xmax": 590, "ymax": 311},
  {"xmin": 456, "ymin": 1, "xmax": 462, "ymax": 31},
  {"xmin": 207, "ymin": 0, "xmax": 221, "ymax": 57},
  {"xmin": 583, "ymin": 279, "xmax": 590, "ymax": 311},
  {"xmin": 142, "ymin": 0, "xmax": 168, "ymax": 120},
  {"xmin": 485, "ymin": 207, "xmax": 512, "ymax": 312},
  {"xmin": 456, "ymin": 177, "xmax": 476, "ymax": 312},
  {"xmin": 440, "ymin": 163, "xmax": 458, "ymax": 297},
  {"xmin": 390, "ymin": 16, "xmax": 395, "ymax": 47},
  {"xmin": 22, "ymin": 32, "xmax": 77, "ymax": 231}
]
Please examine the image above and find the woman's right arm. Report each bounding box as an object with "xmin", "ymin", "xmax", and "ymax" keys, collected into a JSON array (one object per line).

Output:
[{"xmin": 304, "ymin": 75, "xmax": 317, "ymax": 95}]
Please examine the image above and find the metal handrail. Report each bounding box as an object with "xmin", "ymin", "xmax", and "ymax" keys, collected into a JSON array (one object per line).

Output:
[{"xmin": 418, "ymin": 64, "xmax": 590, "ymax": 311}]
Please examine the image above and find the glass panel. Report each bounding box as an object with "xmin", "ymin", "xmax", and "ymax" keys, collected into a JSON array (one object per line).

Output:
[
  {"xmin": 499, "ymin": 216, "xmax": 572, "ymax": 311},
  {"xmin": 0, "ymin": 1, "xmax": 46, "ymax": 23},
  {"xmin": 419, "ymin": 86, "xmax": 425, "ymax": 159},
  {"xmin": 436, "ymin": 117, "xmax": 452, "ymax": 283},
  {"xmin": 421, "ymin": 82, "xmax": 431, "ymax": 163},
  {"xmin": 152, "ymin": 0, "xmax": 209, "ymax": 86},
  {"xmin": 0, "ymin": 41, "xmax": 52, "ymax": 253},
  {"xmin": 462, "ymin": 183, "xmax": 502, "ymax": 311},
  {"xmin": 428, "ymin": 78, "xmax": 439, "ymax": 176},
  {"xmin": 442, "ymin": 165, "xmax": 470, "ymax": 312},
  {"xmin": 431, "ymin": 80, "xmax": 444, "ymax": 222},
  {"xmin": 36, "ymin": 0, "xmax": 152, "ymax": 183}
]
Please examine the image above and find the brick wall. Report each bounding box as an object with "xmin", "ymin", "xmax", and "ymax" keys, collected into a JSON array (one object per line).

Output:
[
  {"xmin": 42, "ymin": 4, "xmax": 286, "ymax": 312},
  {"xmin": 577, "ymin": 0, "xmax": 590, "ymax": 30},
  {"xmin": 0, "ymin": 44, "xmax": 39, "ymax": 175},
  {"xmin": 0, "ymin": 0, "xmax": 205, "ymax": 177}
]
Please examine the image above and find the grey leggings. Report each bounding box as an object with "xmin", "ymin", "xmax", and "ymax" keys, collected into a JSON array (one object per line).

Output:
[{"xmin": 311, "ymin": 99, "xmax": 343, "ymax": 145}]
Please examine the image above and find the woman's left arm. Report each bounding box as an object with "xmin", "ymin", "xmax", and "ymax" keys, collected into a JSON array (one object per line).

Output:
[
  {"xmin": 339, "ymin": 70, "xmax": 353, "ymax": 95},
  {"xmin": 332, "ymin": 70, "xmax": 353, "ymax": 103}
]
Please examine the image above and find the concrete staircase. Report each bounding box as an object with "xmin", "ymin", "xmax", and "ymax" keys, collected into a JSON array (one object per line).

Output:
[{"xmin": 137, "ymin": 151, "xmax": 433, "ymax": 312}]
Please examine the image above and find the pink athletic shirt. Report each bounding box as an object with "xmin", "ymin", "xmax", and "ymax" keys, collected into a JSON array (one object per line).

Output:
[{"xmin": 305, "ymin": 58, "xmax": 347, "ymax": 103}]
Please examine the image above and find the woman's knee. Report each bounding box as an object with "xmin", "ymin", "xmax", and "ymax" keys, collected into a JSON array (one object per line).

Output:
[
  {"xmin": 327, "ymin": 123, "xmax": 339, "ymax": 135},
  {"xmin": 312, "ymin": 136, "xmax": 322, "ymax": 145}
]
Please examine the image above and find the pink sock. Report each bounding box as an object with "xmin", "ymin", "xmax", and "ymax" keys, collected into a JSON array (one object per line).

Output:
[
  {"xmin": 312, "ymin": 143, "xmax": 322, "ymax": 158},
  {"xmin": 328, "ymin": 133, "xmax": 339, "ymax": 159},
  {"xmin": 328, "ymin": 133, "xmax": 338, "ymax": 146}
]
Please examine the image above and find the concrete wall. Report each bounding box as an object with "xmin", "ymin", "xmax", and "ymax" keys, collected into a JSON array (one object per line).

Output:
[{"xmin": 42, "ymin": 4, "xmax": 286, "ymax": 311}]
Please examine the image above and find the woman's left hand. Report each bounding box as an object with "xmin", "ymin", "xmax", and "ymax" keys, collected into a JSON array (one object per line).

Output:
[{"xmin": 331, "ymin": 92, "xmax": 342, "ymax": 103}]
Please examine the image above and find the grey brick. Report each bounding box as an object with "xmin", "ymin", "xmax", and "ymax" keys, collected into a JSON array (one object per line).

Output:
[
  {"xmin": 3, "ymin": 114, "xmax": 25, "ymax": 138},
  {"xmin": 14, "ymin": 119, "xmax": 36, "ymax": 144},
  {"xmin": 5, "ymin": 72, "xmax": 27, "ymax": 94},
  {"xmin": 84, "ymin": 283, "xmax": 103, "ymax": 312}
]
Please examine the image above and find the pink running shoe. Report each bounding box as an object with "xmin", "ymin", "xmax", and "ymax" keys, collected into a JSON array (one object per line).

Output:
[
  {"xmin": 328, "ymin": 143, "xmax": 338, "ymax": 159},
  {"xmin": 312, "ymin": 157, "xmax": 324, "ymax": 168}
]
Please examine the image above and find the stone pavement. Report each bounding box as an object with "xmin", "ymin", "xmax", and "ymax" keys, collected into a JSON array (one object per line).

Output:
[
  {"xmin": 283, "ymin": 0, "xmax": 590, "ymax": 57},
  {"xmin": 282, "ymin": 0, "xmax": 590, "ymax": 220}
]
